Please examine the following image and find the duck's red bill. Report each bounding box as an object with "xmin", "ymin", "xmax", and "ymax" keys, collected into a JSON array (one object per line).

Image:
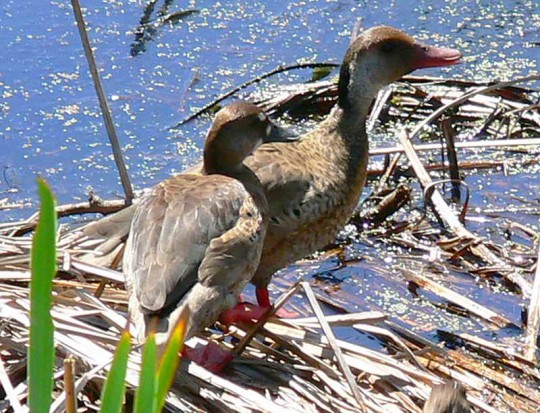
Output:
[{"xmin": 413, "ymin": 43, "xmax": 463, "ymax": 69}]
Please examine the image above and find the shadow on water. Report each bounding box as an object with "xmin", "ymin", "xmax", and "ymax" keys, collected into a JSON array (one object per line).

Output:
[{"xmin": 130, "ymin": 0, "xmax": 198, "ymax": 57}]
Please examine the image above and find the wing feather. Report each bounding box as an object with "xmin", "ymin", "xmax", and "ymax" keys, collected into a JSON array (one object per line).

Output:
[
  {"xmin": 123, "ymin": 174, "xmax": 248, "ymax": 314},
  {"xmin": 184, "ymin": 142, "xmax": 315, "ymax": 228}
]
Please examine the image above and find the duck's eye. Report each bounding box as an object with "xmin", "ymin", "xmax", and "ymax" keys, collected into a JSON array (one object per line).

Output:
[{"xmin": 380, "ymin": 41, "xmax": 397, "ymax": 53}]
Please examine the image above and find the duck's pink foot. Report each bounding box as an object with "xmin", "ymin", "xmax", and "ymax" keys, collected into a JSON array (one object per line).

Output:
[
  {"xmin": 182, "ymin": 342, "xmax": 233, "ymax": 373},
  {"xmin": 255, "ymin": 286, "xmax": 299, "ymax": 319},
  {"xmin": 219, "ymin": 302, "xmax": 269, "ymax": 325}
]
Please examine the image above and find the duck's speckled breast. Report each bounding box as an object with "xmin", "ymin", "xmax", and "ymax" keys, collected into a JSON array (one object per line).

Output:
[{"xmin": 247, "ymin": 125, "xmax": 369, "ymax": 287}]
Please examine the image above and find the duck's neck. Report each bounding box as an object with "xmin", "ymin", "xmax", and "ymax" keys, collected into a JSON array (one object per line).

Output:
[
  {"xmin": 319, "ymin": 94, "xmax": 373, "ymax": 151},
  {"xmin": 310, "ymin": 93, "xmax": 375, "ymax": 192},
  {"xmin": 204, "ymin": 160, "xmax": 243, "ymax": 179},
  {"xmin": 331, "ymin": 53, "xmax": 384, "ymax": 144},
  {"xmin": 335, "ymin": 105, "xmax": 369, "ymax": 141},
  {"xmin": 204, "ymin": 162, "xmax": 262, "ymax": 195}
]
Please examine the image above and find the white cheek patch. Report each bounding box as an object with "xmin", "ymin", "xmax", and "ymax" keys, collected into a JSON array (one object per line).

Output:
[
  {"xmin": 266, "ymin": 125, "xmax": 272, "ymax": 136},
  {"xmin": 257, "ymin": 112, "xmax": 266, "ymax": 121}
]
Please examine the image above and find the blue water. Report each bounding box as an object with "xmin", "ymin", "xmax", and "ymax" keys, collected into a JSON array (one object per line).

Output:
[{"xmin": 1, "ymin": 0, "xmax": 538, "ymax": 211}]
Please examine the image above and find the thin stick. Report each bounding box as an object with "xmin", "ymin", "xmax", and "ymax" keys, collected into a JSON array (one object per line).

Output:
[
  {"xmin": 49, "ymin": 353, "xmax": 117, "ymax": 413},
  {"xmin": 399, "ymin": 131, "xmax": 532, "ymax": 297},
  {"xmin": 170, "ymin": 62, "xmax": 340, "ymax": 128},
  {"xmin": 409, "ymin": 74, "xmax": 540, "ymax": 138},
  {"xmin": 12, "ymin": 198, "xmax": 127, "ymax": 236},
  {"xmin": 375, "ymin": 153, "xmax": 401, "ymax": 194},
  {"xmin": 369, "ymin": 136, "xmax": 540, "ymax": 157},
  {"xmin": 70, "ymin": 0, "xmax": 134, "ymax": 205},
  {"xmin": 525, "ymin": 244, "xmax": 540, "ymax": 361},
  {"xmin": 403, "ymin": 74, "xmax": 536, "ymax": 90},
  {"xmin": 441, "ymin": 118, "xmax": 461, "ymax": 201},
  {"xmin": 64, "ymin": 357, "xmax": 77, "ymax": 413},
  {"xmin": 0, "ymin": 354, "xmax": 25, "ymax": 413},
  {"xmin": 366, "ymin": 85, "xmax": 394, "ymax": 133},
  {"xmin": 301, "ymin": 282, "xmax": 367, "ymax": 412}
]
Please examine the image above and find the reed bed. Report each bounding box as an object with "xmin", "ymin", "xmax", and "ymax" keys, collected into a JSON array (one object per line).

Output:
[{"xmin": 0, "ymin": 73, "xmax": 539, "ymax": 412}]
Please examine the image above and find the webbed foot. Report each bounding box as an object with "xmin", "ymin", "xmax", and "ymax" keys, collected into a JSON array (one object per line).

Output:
[
  {"xmin": 219, "ymin": 302, "xmax": 269, "ymax": 325},
  {"xmin": 182, "ymin": 342, "xmax": 233, "ymax": 373}
]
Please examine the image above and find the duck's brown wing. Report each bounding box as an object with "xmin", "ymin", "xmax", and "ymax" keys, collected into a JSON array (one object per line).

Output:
[
  {"xmin": 245, "ymin": 140, "xmax": 325, "ymax": 229},
  {"xmin": 124, "ymin": 174, "xmax": 249, "ymax": 315},
  {"xmin": 183, "ymin": 144, "xmax": 313, "ymax": 219},
  {"xmin": 182, "ymin": 143, "xmax": 314, "ymax": 232}
]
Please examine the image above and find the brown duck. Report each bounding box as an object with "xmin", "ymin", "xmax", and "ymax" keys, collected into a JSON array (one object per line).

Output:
[
  {"xmin": 189, "ymin": 25, "xmax": 462, "ymax": 307},
  {"xmin": 123, "ymin": 101, "xmax": 291, "ymax": 371},
  {"xmin": 81, "ymin": 25, "xmax": 461, "ymax": 310}
]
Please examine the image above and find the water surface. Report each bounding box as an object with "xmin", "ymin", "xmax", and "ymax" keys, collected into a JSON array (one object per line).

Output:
[{"xmin": 1, "ymin": 0, "xmax": 538, "ymax": 208}]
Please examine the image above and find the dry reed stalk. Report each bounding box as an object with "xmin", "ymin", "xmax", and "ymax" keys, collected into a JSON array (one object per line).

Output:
[
  {"xmin": 63, "ymin": 357, "xmax": 76, "ymax": 413},
  {"xmin": 301, "ymin": 282, "xmax": 368, "ymax": 412},
  {"xmin": 70, "ymin": 0, "xmax": 133, "ymax": 204}
]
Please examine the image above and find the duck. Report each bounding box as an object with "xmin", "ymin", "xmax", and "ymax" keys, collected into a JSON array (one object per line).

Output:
[
  {"xmin": 189, "ymin": 25, "xmax": 462, "ymax": 308},
  {"xmin": 123, "ymin": 101, "xmax": 292, "ymax": 371},
  {"xmin": 81, "ymin": 25, "xmax": 461, "ymax": 310},
  {"xmin": 423, "ymin": 381, "xmax": 472, "ymax": 413}
]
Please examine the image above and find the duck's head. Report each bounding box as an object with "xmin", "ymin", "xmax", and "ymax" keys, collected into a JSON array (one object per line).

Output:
[
  {"xmin": 338, "ymin": 26, "xmax": 462, "ymax": 111},
  {"xmin": 204, "ymin": 101, "xmax": 294, "ymax": 173}
]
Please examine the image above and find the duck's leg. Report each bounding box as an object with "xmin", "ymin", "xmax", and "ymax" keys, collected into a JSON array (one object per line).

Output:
[
  {"xmin": 255, "ymin": 286, "xmax": 271, "ymax": 308},
  {"xmin": 182, "ymin": 343, "xmax": 233, "ymax": 373},
  {"xmin": 180, "ymin": 285, "xmax": 299, "ymax": 373},
  {"xmin": 255, "ymin": 286, "xmax": 298, "ymax": 318},
  {"xmin": 180, "ymin": 302, "xmax": 269, "ymax": 373}
]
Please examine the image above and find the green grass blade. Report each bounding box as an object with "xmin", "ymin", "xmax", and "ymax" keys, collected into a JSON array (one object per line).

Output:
[
  {"xmin": 99, "ymin": 330, "xmax": 132, "ymax": 413},
  {"xmin": 155, "ymin": 308, "xmax": 189, "ymax": 411},
  {"xmin": 133, "ymin": 332, "xmax": 157, "ymax": 413},
  {"xmin": 28, "ymin": 177, "xmax": 57, "ymax": 413}
]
